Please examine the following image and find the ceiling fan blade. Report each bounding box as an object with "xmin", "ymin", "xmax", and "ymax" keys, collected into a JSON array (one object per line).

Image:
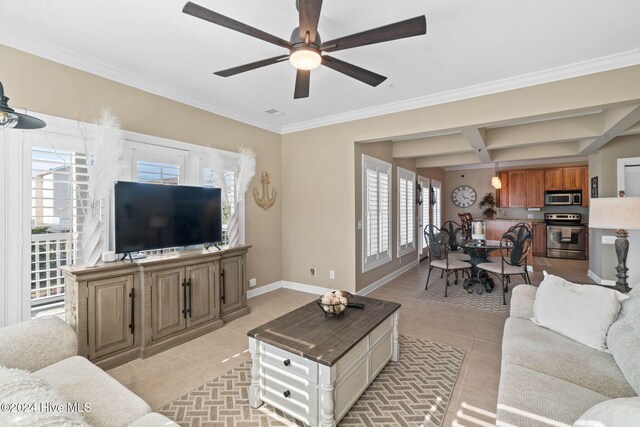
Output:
[
  {"xmin": 322, "ymin": 55, "xmax": 387, "ymax": 87},
  {"xmin": 214, "ymin": 55, "xmax": 290, "ymax": 77},
  {"xmin": 298, "ymin": 0, "xmax": 323, "ymax": 43},
  {"xmin": 294, "ymin": 69, "xmax": 310, "ymax": 99},
  {"xmin": 321, "ymin": 15, "xmax": 426, "ymax": 53},
  {"xmin": 183, "ymin": 2, "xmax": 291, "ymax": 49}
]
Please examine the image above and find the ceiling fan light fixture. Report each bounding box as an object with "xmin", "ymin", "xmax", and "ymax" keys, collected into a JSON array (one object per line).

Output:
[{"xmin": 289, "ymin": 48, "xmax": 321, "ymax": 70}]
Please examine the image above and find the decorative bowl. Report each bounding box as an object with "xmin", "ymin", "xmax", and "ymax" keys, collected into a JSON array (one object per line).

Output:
[{"xmin": 316, "ymin": 290, "xmax": 352, "ymax": 318}]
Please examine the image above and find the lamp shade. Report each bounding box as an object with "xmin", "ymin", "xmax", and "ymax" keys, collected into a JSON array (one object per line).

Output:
[{"xmin": 589, "ymin": 197, "xmax": 640, "ymax": 230}]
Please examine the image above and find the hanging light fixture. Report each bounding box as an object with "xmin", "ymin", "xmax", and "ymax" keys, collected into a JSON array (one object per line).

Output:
[
  {"xmin": 492, "ymin": 162, "xmax": 502, "ymax": 189},
  {"xmin": 0, "ymin": 81, "xmax": 46, "ymax": 130}
]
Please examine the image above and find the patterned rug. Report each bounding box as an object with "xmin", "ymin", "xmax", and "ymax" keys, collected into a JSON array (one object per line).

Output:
[
  {"xmin": 160, "ymin": 335, "xmax": 464, "ymax": 427},
  {"xmin": 418, "ymin": 276, "xmax": 525, "ymax": 313}
]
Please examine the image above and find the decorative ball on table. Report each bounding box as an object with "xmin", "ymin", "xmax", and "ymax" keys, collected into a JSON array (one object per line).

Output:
[{"xmin": 316, "ymin": 290, "xmax": 351, "ymax": 318}]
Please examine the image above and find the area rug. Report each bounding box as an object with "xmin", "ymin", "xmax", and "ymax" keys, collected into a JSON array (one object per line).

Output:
[
  {"xmin": 418, "ymin": 277, "xmax": 525, "ymax": 313},
  {"xmin": 159, "ymin": 335, "xmax": 464, "ymax": 427}
]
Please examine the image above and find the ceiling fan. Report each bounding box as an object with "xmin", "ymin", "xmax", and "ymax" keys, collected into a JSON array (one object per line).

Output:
[{"xmin": 182, "ymin": 1, "xmax": 427, "ymax": 99}]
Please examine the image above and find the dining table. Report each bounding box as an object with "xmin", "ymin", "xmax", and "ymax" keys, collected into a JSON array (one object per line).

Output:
[{"xmin": 461, "ymin": 241, "xmax": 500, "ymax": 294}]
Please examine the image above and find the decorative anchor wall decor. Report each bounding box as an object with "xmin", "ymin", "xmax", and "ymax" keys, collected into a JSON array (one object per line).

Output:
[{"xmin": 253, "ymin": 171, "xmax": 277, "ymax": 211}]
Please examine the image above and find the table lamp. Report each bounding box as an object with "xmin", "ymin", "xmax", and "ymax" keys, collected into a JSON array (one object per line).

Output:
[
  {"xmin": 589, "ymin": 194, "xmax": 640, "ymax": 293},
  {"xmin": 471, "ymin": 221, "xmax": 486, "ymax": 246}
]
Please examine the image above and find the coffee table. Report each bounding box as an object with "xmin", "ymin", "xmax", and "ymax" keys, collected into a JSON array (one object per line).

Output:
[{"xmin": 247, "ymin": 295, "xmax": 400, "ymax": 427}]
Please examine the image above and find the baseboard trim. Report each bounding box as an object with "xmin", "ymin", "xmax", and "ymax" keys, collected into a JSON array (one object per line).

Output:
[
  {"xmin": 357, "ymin": 259, "xmax": 420, "ymax": 296},
  {"xmin": 587, "ymin": 270, "xmax": 617, "ymax": 287},
  {"xmin": 247, "ymin": 280, "xmax": 338, "ymax": 299}
]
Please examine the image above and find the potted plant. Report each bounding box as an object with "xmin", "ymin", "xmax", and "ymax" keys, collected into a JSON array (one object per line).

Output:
[{"xmin": 479, "ymin": 193, "xmax": 497, "ymax": 219}]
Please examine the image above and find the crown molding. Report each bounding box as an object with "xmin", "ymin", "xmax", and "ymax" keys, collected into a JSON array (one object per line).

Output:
[
  {"xmin": 0, "ymin": 29, "xmax": 282, "ymax": 134},
  {"xmin": 2, "ymin": 26, "xmax": 639, "ymax": 136},
  {"xmin": 280, "ymin": 49, "xmax": 640, "ymax": 134}
]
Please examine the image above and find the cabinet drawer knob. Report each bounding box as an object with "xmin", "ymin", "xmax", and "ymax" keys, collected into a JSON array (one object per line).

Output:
[
  {"xmin": 283, "ymin": 359, "xmax": 291, "ymax": 367},
  {"xmin": 283, "ymin": 390, "xmax": 291, "ymax": 398}
]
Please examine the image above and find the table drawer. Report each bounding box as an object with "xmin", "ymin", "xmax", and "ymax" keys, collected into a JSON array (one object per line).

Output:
[
  {"xmin": 261, "ymin": 342, "xmax": 318, "ymax": 382},
  {"xmin": 370, "ymin": 316, "xmax": 393, "ymax": 346},
  {"xmin": 263, "ymin": 369, "xmax": 318, "ymax": 424}
]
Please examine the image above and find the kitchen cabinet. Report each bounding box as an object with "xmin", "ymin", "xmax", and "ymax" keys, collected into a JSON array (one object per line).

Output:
[
  {"xmin": 507, "ymin": 171, "xmax": 527, "ymax": 208},
  {"xmin": 545, "ymin": 167, "xmax": 582, "ymax": 191},
  {"xmin": 496, "ymin": 171, "xmax": 510, "ymax": 208},
  {"xmin": 526, "ymin": 169, "xmax": 545, "ymax": 208},
  {"xmin": 532, "ymin": 223, "xmax": 547, "ymax": 257},
  {"xmin": 581, "ymin": 166, "xmax": 590, "ymax": 207}
]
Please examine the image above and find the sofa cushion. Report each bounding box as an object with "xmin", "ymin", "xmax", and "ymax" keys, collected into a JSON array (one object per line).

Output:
[
  {"xmin": 532, "ymin": 272, "xmax": 628, "ymax": 351},
  {"xmin": 503, "ymin": 318, "xmax": 635, "ymax": 398},
  {"xmin": 497, "ymin": 363, "xmax": 611, "ymax": 427},
  {"xmin": 0, "ymin": 366, "xmax": 90, "ymax": 426},
  {"xmin": 34, "ymin": 356, "xmax": 151, "ymax": 427},
  {"xmin": 573, "ymin": 397, "xmax": 640, "ymax": 427},
  {"xmin": 607, "ymin": 296, "xmax": 640, "ymax": 395}
]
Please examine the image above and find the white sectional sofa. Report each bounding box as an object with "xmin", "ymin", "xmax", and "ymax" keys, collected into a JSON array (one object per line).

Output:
[
  {"xmin": 0, "ymin": 317, "xmax": 177, "ymax": 426},
  {"xmin": 497, "ymin": 285, "xmax": 639, "ymax": 426}
]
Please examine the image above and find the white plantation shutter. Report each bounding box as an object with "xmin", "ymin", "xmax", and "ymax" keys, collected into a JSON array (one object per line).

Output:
[
  {"xmin": 398, "ymin": 168, "xmax": 416, "ymax": 256},
  {"xmin": 624, "ymin": 164, "xmax": 640, "ymax": 197},
  {"xmin": 362, "ymin": 155, "xmax": 392, "ymax": 272},
  {"xmin": 419, "ymin": 178, "xmax": 430, "ymax": 253},
  {"xmin": 203, "ymin": 168, "xmax": 235, "ymax": 245},
  {"xmin": 620, "ymin": 160, "xmax": 640, "ymax": 288},
  {"xmin": 31, "ymin": 145, "xmax": 89, "ymax": 307},
  {"xmin": 432, "ymin": 179, "xmax": 442, "ymax": 228}
]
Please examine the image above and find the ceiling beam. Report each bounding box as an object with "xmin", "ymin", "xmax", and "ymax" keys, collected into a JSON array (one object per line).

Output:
[
  {"xmin": 485, "ymin": 114, "xmax": 602, "ymax": 149},
  {"xmin": 578, "ymin": 104, "xmax": 640, "ymax": 154},
  {"xmin": 621, "ymin": 120, "xmax": 640, "ymax": 136},
  {"xmin": 492, "ymin": 141, "xmax": 581, "ymax": 162},
  {"xmin": 392, "ymin": 133, "xmax": 472, "ymax": 158},
  {"xmin": 460, "ymin": 127, "xmax": 491, "ymax": 162},
  {"xmin": 416, "ymin": 152, "xmax": 481, "ymax": 168}
]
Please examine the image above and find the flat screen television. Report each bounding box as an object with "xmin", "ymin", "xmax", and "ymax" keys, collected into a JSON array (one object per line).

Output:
[{"xmin": 114, "ymin": 181, "xmax": 222, "ymax": 253}]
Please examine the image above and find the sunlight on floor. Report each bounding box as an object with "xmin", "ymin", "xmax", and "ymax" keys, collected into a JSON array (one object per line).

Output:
[
  {"xmin": 496, "ymin": 404, "xmax": 570, "ymax": 427},
  {"xmin": 452, "ymin": 401, "xmax": 497, "ymax": 427}
]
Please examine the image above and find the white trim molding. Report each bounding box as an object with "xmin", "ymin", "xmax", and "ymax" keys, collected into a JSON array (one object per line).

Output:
[
  {"xmin": 587, "ymin": 270, "xmax": 616, "ymax": 287},
  {"xmin": 247, "ymin": 280, "xmax": 339, "ymax": 299},
  {"xmin": 357, "ymin": 259, "xmax": 419, "ymax": 296}
]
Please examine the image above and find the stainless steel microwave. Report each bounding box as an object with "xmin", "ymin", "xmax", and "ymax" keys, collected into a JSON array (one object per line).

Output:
[{"xmin": 544, "ymin": 192, "xmax": 582, "ymax": 206}]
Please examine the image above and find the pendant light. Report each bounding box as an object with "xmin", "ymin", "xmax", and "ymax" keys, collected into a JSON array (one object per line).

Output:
[
  {"xmin": 492, "ymin": 162, "xmax": 502, "ymax": 189},
  {"xmin": 0, "ymin": 81, "xmax": 46, "ymax": 130}
]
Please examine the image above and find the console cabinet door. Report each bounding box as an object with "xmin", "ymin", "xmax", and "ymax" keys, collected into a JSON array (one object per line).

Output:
[
  {"xmin": 88, "ymin": 275, "xmax": 134, "ymax": 359},
  {"xmin": 220, "ymin": 256, "xmax": 245, "ymax": 316},
  {"xmin": 151, "ymin": 268, "xmax": 186, "ymax": 340},
  {"xmin": 186, "ymin": 262, "xmax": 217, "ymax": 327}
]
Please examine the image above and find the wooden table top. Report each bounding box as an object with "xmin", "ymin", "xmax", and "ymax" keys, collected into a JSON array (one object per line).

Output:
[{"xmin": 247, "ymin": 295, "xmax": 400, "ymax": 367}]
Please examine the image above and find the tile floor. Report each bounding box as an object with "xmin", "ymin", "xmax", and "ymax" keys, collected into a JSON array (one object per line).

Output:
[{"xmin": 107, "ymin": 257, "xmax": 592, "ymax": 426}]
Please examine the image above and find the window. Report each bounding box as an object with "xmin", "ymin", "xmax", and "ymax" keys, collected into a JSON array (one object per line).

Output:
[
  {"xmin": 418, "ymin": 177, "xmax": 430, "ymax": 255},
  {"xmin": 362, "ymin": 155, "xmax": 392, "ymax": 272},
  {"xmin": 31, "ymin": 143, "xmax": 88, "ymax": 313},
  {"xmin": 398, "ymin": 168, "xmax": 416, "ymax": 257},
  {"xmin": 432, "ymin": 179, "xmax": 442, "ymax": 228},
  {"xmin": 618, "ymin": 157, "xmax": 640, "ymax": 287},
  {"xmin": 132, "ymin": 146, "xmax": 186, "ymax": 185},
  {"xmin": 203, "ymin": 168, "xmax": 235, "ymax": 245}
]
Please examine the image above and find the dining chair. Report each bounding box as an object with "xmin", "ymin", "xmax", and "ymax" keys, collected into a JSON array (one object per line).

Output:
[
  {"xmin": 476, "ymin": 223, "xmax": 533, "ymax": 305},
  {"xmin": 458, "ymin": 212, "xmax": 473, "ymax": 240},
  {"xmin": 441, "ymin": 221, "xmax": 471, "ymax": 261},
  {"xmin": 424, "ymin": 224, "xmax": 472, "ymax": 296}
]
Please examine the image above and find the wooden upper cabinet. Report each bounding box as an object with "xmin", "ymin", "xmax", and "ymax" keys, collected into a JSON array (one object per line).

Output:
[
  {"xmin": 507, "ymin": 171, "xmax": 527, "ymax": 208},
  {"xmin": 545, "ymin": 168, "xmax": 563, "ymax": 191},
  {"xmin": 581, "ymin": 166, "xmax": 590, "ymax": 206},
  {"xmin": 525, "ymin": 169, "xmax": 545, "ymax": 208},
  {"xmin": 496, "ymin": 170, "xmax": 510, "ymax": 208},
  {"xmin": 563, "ymin": 167, "xmax": 582, "ymax": 190}
]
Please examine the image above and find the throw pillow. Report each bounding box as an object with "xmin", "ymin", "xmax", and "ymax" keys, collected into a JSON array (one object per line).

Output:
[
  {"xmin": 0, "ymin": 366, "xmax": 90, "ymax": 426},
  {"xmin": 532, "ymin": 272, "xmax": 629, "ymax": 351},
  {"xmin": 607, "ymin": 296, "xmax": 640, "ymax": 395},
  {"xmin": 574, "ymin": 397, "xmax": 640, "ymax": 427}
]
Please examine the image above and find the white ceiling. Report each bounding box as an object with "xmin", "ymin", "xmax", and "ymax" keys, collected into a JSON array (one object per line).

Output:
[{"xmin": 1, "ymin": 0, "xmax": 639, "ymax": 133}]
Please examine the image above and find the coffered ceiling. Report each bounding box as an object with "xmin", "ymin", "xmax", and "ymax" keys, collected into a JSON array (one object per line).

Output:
[{"xmin": 1, "ymin": 0, "xmax": 639, "ymax": 136}]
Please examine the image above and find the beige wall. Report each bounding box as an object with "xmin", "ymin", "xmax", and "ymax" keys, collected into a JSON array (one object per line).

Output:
[
  {"xmin": 354, "ymin": 142, "xmax": 419, "ymax": 292},
  {"xmin": 0, "ymin": 44, "xmax": 282, "ymax": 288},
  {"xmin": 588, "ymin": 134, "xmax": 640, "ymax": 281}
]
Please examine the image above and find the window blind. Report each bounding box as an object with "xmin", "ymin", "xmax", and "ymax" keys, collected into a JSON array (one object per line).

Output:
[
  {"xmin": 398, "ymin": 168, "xmax": 416, "ymax": 257},
  {"xmin": 432, "ymin": 179, "xmax": 442, "ymax": 228},
  {"xmin": 136, "ymin": 161, "xmax": 180, "ymax": 185},
  {"xmin": 31, "ymin": 147, "xmax": 89, "ymax": 306},
  {"xmin": 362, "ymin": 155, "xmax": 392, "ymax": 272},
  {"xmin": 624, "ymin": 165, "xmax": 640, "ymax": 197}
]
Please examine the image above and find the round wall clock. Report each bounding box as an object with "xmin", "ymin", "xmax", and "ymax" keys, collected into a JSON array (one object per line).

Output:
[{"xmin": 452, "ymin": 185, "xmax": 477, "ymax": 208}]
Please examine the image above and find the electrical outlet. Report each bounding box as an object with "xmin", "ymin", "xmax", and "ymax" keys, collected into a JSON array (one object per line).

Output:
[
  {"xmin": 249, "ymin": 278, "xmax": 257, "ymax": 288},
  {"xmin": 357, "ymin": 220, "xmax": 362, "ymax": 230},
  {"xmin": 527, "ymin": 213, "xmax": 534, "ymax": 219},
  {"xmin": 310, "ymin": 268, "xmax": 316, "ymax": 276},
  {"xmin": 329, "ymin": 270, "xmax": 335, "ymax": 279}
]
